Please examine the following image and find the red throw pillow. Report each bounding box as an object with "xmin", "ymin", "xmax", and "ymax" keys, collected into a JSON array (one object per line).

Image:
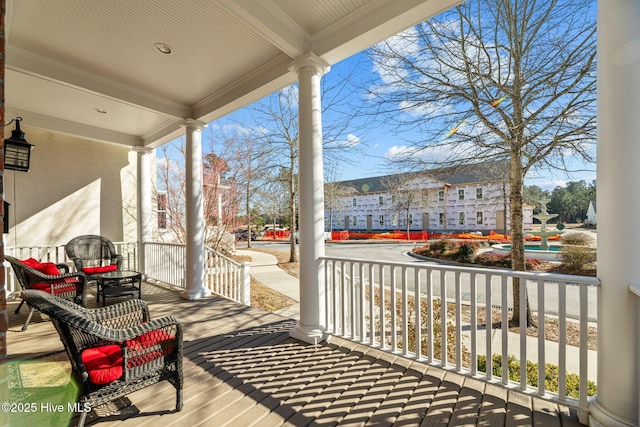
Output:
[
  {"xmin": 38, "ymin": 262, "xmax": 61, "ymax": 276},
  {"xmin": 21, "ymin": 258, "xmax": 61, "ymax": 275},
  {"xmin": 21, "ymin": 258, "xmax": 41, "ymax": 268},
  {"xmin": 126, "ymin": 330, "xmax": 174, "ymax": 351},
  {"xmin": 82, "ymin": 265, "xmax": 118, "ymax": 275},
  {"xmin": 81, "ymin": 345, "xmax": 123, "ymax": 385},
  {"xmin": 126, "ymin": 330, "xmax": 175, "ymax": 368}
]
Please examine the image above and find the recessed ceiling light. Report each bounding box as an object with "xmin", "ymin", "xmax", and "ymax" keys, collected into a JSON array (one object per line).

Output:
[
  {"xmin": 155, "ymin": 43, "xmax": 172, "ymax": 55},
  {"xmin": 95, "ymin": 108, "xmax": 108, "ymax": 114}
]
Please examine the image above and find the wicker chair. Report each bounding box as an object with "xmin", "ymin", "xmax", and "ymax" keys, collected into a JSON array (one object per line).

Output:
[
  {"xmin": 6, "ymin": 255, "xmax": 88, "ymax": 331},
  {"xmin": 21, "ymin": 290, "xmax": 183, "ymax": 427},
  {"xmin": 65, "ymin": 235, "xmax": 124, "ymax": 279}
]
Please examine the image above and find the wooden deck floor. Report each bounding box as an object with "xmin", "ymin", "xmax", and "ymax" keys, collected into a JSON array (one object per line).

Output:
[{"xmin": 5, "ymin": 282, "xmax": 583, "ymax": 426}]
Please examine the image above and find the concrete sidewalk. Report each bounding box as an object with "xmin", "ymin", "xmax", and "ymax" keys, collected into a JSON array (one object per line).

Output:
[{"xmin": 236, "ymin": 249, "xmax": 300, "ymax": 319}]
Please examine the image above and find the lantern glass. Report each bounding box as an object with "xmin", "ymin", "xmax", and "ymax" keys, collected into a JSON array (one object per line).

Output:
[
  {"xmin": 4, "ymin": 119, "xmax": 33, "ymax": 172},
  {"xmin": 4, "ymin": 141, "xmax": 32, "ymax": 171}
]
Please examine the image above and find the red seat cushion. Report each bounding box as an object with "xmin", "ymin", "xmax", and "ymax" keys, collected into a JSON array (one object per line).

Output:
[
  {"xmin": 32, "ymin": 281, "xmax": 81, "ymax": 295},
  {"xmin": 82, "ymin": 265, "xmax": 118, "ymax": 275},
  {"xmin": 81, "ymin": 345, "xmax": 123, "ymax": 385}
]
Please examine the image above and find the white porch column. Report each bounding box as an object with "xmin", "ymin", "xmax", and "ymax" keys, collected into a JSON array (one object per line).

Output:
[
  {"xmin": 590, "ymin": 2, "xmax": 640, "ymax": 426},
  {"xmin": 135, "ymin": 147, "xmax": 153, "ymax": 274},
  {"xmin": 181, "ymin": 119, "xmax": 211, "ymax": 300},
  {"xmin": 289, "ymin": 53, "xmax": 330, "ymax": 344}
]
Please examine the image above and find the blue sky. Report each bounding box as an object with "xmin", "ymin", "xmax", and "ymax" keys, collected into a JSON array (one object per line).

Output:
[
  {"xmin": 165, "ymin": 3, "xmax": 597, "ymax": 192},
  {"xmin": 196, "ymin": 50, "xmax": 596, "ymax": 191}
]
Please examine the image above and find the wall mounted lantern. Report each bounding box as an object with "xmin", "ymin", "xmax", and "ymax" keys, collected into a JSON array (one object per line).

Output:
[{"xmin": 4, "ymin": 117, "xmax": 33, "ymax": 172}]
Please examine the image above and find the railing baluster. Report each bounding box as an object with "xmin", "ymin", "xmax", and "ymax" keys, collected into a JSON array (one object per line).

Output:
[
  {"xmin": 485, "ymin": 273, "xmax": 492, "ymax": 381},
  {"xmin": 380, "ymin": 265, "xmax": 386, "ymax": 349},
  {"xmin": 427, "ymin": 268, "xmax": 433, "ymax": 363},
  {"xmin": 402, "ymin": 266, "xmax": 409, "ymax": 356},
  {"xmin": 328, "ymin": 260, "xmax": 334, "ymax": 332},
  {"xmin": 470, "ymin": 272, "xmax": 477, "ymax": 376},
  {"xmin": 538, "ymin": 278, "xmax": 546, "ymax": 396},
  {"xmin": 369, "ymin": 263, "xmax": 375, "ymax": 346},
  {"xmin": 415, "ymin": 268, "xmax": 422, "ymax": 360},
  {"xmin": 359, "ymin": 262, "xmax": 366, "ymax": 342},
  {"xmin": 519, "ymin": 277, "xmax": 527, "ymax": 390},
  {"xmin": 440, "ymin": 269, "xmax": 447, "ymax": 367},
  {"xmin": 339, "ymin": 260, "xmax": 345, "ymax": 335},
  {"xmin": 455, "ymin": 271, "xmax": 462, "ymax": 371},
  {"xmin": 580, "ymin": 282, "xmax": 589, "ymax": 412},
  {"xmin": 351, "ymin": 262, "xmax": 357, "ymax": 339},
  {"xmin": 390, "ymin": 265, "xmax": 397, "ymax": 352},
  {"xmin": 559, "ymin": 280, "xmax": 567, "ymax": 401},
  {"xmin": 501, "ymin": 275, "xmax": 508, "ymax": 385}
]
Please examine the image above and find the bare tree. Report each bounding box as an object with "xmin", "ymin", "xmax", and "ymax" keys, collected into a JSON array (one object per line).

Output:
[
  {"xmin": 381, "ymin": 173, "xmax": 430, "ymax": 238},
  {"xmin": 324, "ymin": 161, "xmax": 355, "ymax": 233},
  {"xmin": 213, "ymin": 129, "xmax": 272, "ymax": 249},
  {"xmin": 244, "ymin": 63, "xmax": 369, "ymax": 262},
  {"xmin": 155, "ymin": 137, "xmax": 243, "ymax": 253},
  {"xmin": 156, "ymin": 143, "xmax": 187, "ymax": 243},
  {"xmin": 365, "ymin": 0, "xmax": 596, "ymax": 326}
]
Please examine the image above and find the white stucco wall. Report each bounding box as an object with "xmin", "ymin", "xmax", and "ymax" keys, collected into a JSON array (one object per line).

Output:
[{"xmin": 3, "ymin": 127, "xmax": 141, "ymax": 247}]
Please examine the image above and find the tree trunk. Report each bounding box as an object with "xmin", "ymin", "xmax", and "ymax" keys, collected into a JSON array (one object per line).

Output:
[
  {"xmin": 509, "ymin": 154, "xmax": 534, "ymax": 327},
  {"xmin": 288, "ymin": 159, "xmax": 297, "ymax": 263},
  {"xmin": 245, "ymin": 180, "xmax": 252, "ymax": 249}
]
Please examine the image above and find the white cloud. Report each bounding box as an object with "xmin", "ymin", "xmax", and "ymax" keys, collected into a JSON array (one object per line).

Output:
[{"xmin": 344, "ymin": 134, "xmax": 361, "ymax": 147}]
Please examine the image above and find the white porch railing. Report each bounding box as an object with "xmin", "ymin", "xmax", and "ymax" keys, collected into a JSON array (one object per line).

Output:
[
  {"xmin": 5, "ymin": 241, "xmax": 249, "ymax": 306},
  {"xmin": 143, "ymin": 242, "xmax": 250, "ymax": 305},
  {"xmin": 4, "ymin": 241, "xmax": 138, "ymax": 297},
  {"xmin": 321, "ymin": 256, "xmax": 600, "ymax": 423}
]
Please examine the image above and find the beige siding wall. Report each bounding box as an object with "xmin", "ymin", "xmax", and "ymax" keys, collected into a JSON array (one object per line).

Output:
[{"xmin": 3, "ymin": 127, "xmax": 144, "ymax": 247}]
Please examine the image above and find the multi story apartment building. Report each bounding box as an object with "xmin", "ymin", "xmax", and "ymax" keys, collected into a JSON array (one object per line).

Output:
[{"xmin": 325, "ymin": 161, "xmax": 533, "ymax": 234}]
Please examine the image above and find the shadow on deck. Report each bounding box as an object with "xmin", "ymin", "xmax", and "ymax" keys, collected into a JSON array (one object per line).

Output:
[{"xmin": 5, "ymin": 282, "xmax": 582, "ymax": 426}]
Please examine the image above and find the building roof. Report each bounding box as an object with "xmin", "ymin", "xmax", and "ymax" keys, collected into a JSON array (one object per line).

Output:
[{"xmin": 332, "ymin": 160, "xmax": 509, "ymax": 194}]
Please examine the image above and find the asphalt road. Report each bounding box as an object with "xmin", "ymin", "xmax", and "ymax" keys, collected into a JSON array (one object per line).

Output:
[{"xmin": 245, "ymin": 240, "xmax": 598, "ymax": 322}]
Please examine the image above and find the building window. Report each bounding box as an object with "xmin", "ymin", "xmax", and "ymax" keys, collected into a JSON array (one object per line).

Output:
[
  {"xmin": 379, "ymin": 195, "xmax": 384, "ymax": 205},
  {"xmin": 392, "ymin": 214, "xmax": 398, "ymax": 227},
  {"xmin": 157, "ymin": 193, "xmax": 167, "ymax": 229},
  {"xmin": 458, "ymin": 189, "xmax": 465, "ymax": 200},
  {"xmin": 438, "ymin": 190, "xmax": 445, "ymax": 202},
  {"xmin": 352, "ymin": 198, "xmax": 357, "ymax": 206},
  {"xmin": 439, "ymin": 213, "xmax": 445, "ymax": 225},
  {"xmin": 379, "ymin": 215, "xmax": 384, "ymax": 226},
  {"xmin": 459, "ymin": 212, "xmax": 465, "ymax": 225},
  {"xmin": 408, "ymin": 213, "xmax": 413, "ymax": 225},
  {"xmin": 337, "ymin": 216, "xmax": 342, "ymax": 226},
  {"xmin": 391, "ymin": 195, "xmax": 397, "ymax": 204},
  {"xmin": 353, "ymin": 216, "xmax": 357, "ymax": 226},
  {"xmin": 477, "ymin": 211, "xmax": 483, "ymax": 225},
  {"xmin": 476, "ymin": 188, "xmax": 483, "ymax": 199}
]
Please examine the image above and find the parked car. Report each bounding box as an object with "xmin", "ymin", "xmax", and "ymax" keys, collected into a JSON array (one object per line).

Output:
[{"xmin": 233, "ymin": 229, "xmax": 256, "ymax": 241}]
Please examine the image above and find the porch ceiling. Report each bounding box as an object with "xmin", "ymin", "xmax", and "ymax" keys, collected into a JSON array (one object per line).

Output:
[{"xmin": 5, "ymin": 0, "xmax": 461, "ymax": 148}]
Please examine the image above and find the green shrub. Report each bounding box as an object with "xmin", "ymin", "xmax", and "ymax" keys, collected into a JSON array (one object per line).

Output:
[
  {"xmin": 560, "ymin": 245, "xmax": 596, "ymax": 271},
  {"xmin": 455, "ymin": 242, "xmax": 477, "ymax": 263},
  {"xmin": 429, "ymin": 239, "xmax": 454, "ymax": 255},
  {"xmin": 477, "ymin": 354, "xmax": 597, "ymax": 398},
  {"xmin": 561, "ymin": 232, "xmax": 594, "ymax": 247}
]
